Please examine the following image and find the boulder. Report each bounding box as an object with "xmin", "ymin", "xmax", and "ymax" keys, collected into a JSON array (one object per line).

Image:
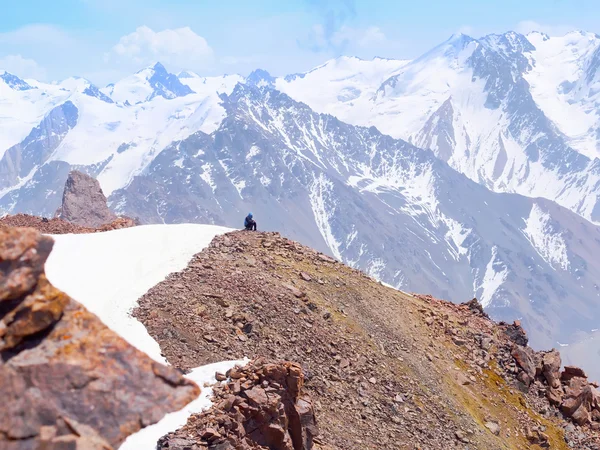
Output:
[
  {"xmin": 547, "ymin": 387, "xmax": 564, "ymax": 406},
  {"xmin": 562, "ymin": 366, "xmax": 588, "ymax": 383},
  {"xmin": 503, "ymin": 321, "xmax": 528, "ymax": 346},
  {"xmin": 461, "ymin": 297, "xmax": 489, "ymax": 318},
  {"xmin": 511, "ymin": 346, "xmax": 536, "ymax": 384},
  {"xmin": 542, "ymin": 350, "xmax": 562, "ymax": 389},
  {"xmin": 0, "ymin": 227, "xmax": 200, "ymax": 449},
  {"xmin": 55, "ymin": 170, "xmax": 117, "ymax": 227},
  {"xmin": 561, "ymin": 378, "xmax": 600, "ymax": 425}
]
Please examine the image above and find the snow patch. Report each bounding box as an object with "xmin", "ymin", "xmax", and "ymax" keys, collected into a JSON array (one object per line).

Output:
[
  {"xmin": 246, "ymin": 145, "xmax": 261, "ymax": 160},
  {"xmin": 309, "ymin": 174, "xmax": 342, "ymax": 260},
  {"xmin": 200, "ymin": 162, "xmax": 217, "ymax": 193},
  {"xmin": 45, "ymin": 224, "xmax": 232, "ymax": 363},
  {"xmin": 477, "ymin": 246, "xmax": 508, "ymax": 308},
  {"xmin": 523, "ymin": 203, "xmax": 570, "ymax": 271}
]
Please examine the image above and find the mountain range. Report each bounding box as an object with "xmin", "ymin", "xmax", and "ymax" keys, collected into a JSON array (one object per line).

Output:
[{"xmin": 0, "ymin": 30, "xmax": 599, "ymax": 377}]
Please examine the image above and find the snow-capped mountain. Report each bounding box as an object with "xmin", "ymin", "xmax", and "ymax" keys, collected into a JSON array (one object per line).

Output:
[
  {"xmin": 109, "ymin": 83, "xmax": 600, "ymax": 359},
  {"xmin": 1, "ymin": 33, "xmax": 600, "ymax": 370},
  {"xmin": 0, "ymin": 64, "xmax": 242, "ymax": 214},
  {"xmin": 276, "ymin": 31, "xmax": 600, "ymax": 224}
]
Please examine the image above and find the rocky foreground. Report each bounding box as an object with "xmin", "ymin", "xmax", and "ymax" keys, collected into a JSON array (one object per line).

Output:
[
  {"xmin": 0, "ymin": 227, "xmax": 199, "ymax": 449},
  {"xmin": 159, "ymin": 359, "xmax": 318, "ymax": 450},
  {"xmin": 137, "ymin": 231, "xmax": 600, "ymax": 450}
]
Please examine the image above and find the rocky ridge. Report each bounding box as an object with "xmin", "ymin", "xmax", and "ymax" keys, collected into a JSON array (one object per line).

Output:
[
  {"xmin": 0, "ymin": 227, "xmax": 200, "ymax": 449},
  {"xmin": 135, "ymin": 231, "xmax": 600, "ymax": 449},
  {"xmin": 0, "ymin": 213, "xmax": 137, "ymax": 234}
]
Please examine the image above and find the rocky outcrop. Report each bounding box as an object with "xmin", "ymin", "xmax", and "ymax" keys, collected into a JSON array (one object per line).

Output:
[
  {"xmin": 55, "ymin": 170, "xmax": 117, "ymax": 227},
  {"xmin": 158, "ymin": 358, "xmax": 318, "ymax": 450},
  {"xmin": 508, "ymin": 341, "xmax": 600, "ymax": 428},
  {"xmin": 0, "ymin": 227, "xmax": 200, "ymax": 449}
]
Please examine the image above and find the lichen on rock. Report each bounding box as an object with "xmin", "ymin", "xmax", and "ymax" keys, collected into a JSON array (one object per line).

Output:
[{"xmin": 0, "ymin": 227, "xmax": 200, "ymax": 449}]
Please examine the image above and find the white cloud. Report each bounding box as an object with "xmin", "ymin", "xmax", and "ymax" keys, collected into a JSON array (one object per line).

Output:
[
  {"xmin": 301, "ymin": 24, "xmax": 387, "ymax": 53},
  {"xmin": 0, "ymin": 24, "xmax": 75, "ymax": 47},
  {"xmin": 106, "ymin": 26, "xmax": 214, "ymax": 69},
  {"xmin": 356, "ymin": 26, "xmax": 386, "ymax": 48},
  {"xmin": 0, "ymin": 55, "xmax": 46, "ymax": 80},
  {"xmin": 516, "ymin": 21, "xmax": 574, "ymax": 37}
]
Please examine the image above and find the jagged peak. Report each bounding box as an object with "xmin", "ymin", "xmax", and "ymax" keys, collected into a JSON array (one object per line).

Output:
[
  {"xmin": 152, "ymin": 61, "xmax": 167, "ymax": 72},
  {"xmin": 480, "ymin": 31, "xmax": 535, "ymax": 53},
  {"xmin": 134, "ymin": 61, "xmax": 167, "ymax": 78},
  {"xmin": 246, "ymin": 68, "xmax": 275, "ymax": 87},
  {"xmin": 0, "ymin": 71, "xmax": 35, "ymax": 91},
  {"xmin": 121, "ymin": 61, "xmax": 195, "ymax": 101},
  {"xmin": 177, "ymin": 70, "xmax": 199, "ymax": 79}
]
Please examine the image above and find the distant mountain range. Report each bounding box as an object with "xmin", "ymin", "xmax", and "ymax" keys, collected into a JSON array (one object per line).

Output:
[{"xmin": 1, "ymin": 30, "xmax": 599, "ymax": 376}]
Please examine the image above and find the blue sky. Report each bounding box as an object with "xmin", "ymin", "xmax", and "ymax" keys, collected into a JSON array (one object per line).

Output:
[{"xmin": 0, "ymin": 0, "xmax": 598, "ymax": 85}]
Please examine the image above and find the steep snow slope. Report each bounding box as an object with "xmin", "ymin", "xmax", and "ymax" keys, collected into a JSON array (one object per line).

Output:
[
  {"xmin": 0, "ymin": 72, "xmax": 71, "ymax": 158},
  {"xmin": 525, "ymin": 31, "xmax": 600, "ymax": 159},
  {"xmin": 275, "ymin": 56, "xmax": 408, "ymax": 125},
  {"xmin": 45, "ymin": 224, "xmax": 232, "ymax": 362},
  {"xmin": 110, "ymin": 84, "xmax": 600, "ymax": 356}
]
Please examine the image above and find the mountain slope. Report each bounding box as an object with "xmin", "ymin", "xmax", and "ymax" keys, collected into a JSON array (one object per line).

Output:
[
  {"xmin": 136, "ymin": 230, "xmax": 600, "ymax": 449},
  {"xmin": 525, "ymin": 31, "xmax": 600, "ymax": 159},
  {"xmin": 277, "ymin": 31, "xmax": 600, "ymax": 224},
  {"xmin": 109, "ymin": 84, "xmax": 600, "ymax": 366}
]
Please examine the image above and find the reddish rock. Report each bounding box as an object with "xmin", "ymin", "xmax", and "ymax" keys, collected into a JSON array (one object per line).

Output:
[
  {"xmin": 542, "ymin": 349, "xmax": 562, "ymax": 389},
  {"xmin": 511, "ymin": 346, "xmax": 536, "ymax": 383},
  {"xmin": 560, "ymin": 374, "xmax": 600, "ymax": 426},
  {"xmin": 0, "ymin": 227, "xmax": 200, "ymax": 449},
  {"xmin": 562, "ymin": 366, "xmax": 588, "ymax": 382},
  {"xmin": 158, "ymin": 359, "xmax": 318, "ymax": 450},
  {"xmin": 97, "ymin": 216, "xmax": 139, "ymax": 231},
  {"xmin": 561, "ymin": 384, "xmax": 600, "ymax": 425},
  {"xmin": 299, "ymin": 272, "xmax": 312, "ymax": 282},
  {"xmin": 547, "ymin": 387, "xmax": 564, "ymax": 406},
  {"xmin": 283, "ymin": 283, "xmax": 306, "ymax": 299},
  {"xmin": 55, "ymin": 170, "xmax": 117, "ymax": 227},
  {"xmin": 0, "ymin": 213, "xmax": 137, "ymax": 235}
]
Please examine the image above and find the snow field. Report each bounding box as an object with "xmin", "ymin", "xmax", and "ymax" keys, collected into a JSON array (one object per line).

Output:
[
  {"xmin": 45, "ymin": 224, "xmax": 248, "ymax": 448},
  {"xmin": 45, "ymin": 223, "xmax": 232, "ymax": 363}
]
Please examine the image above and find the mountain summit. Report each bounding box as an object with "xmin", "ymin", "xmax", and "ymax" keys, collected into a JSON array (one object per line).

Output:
[{"xmin": 104, "ymin": 61, "xmax": 195, "ymax": 104}]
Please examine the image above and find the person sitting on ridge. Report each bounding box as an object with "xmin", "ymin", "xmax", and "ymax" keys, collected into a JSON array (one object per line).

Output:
[{"xmin": 244, "ymin": 212, "xmax": 257, "ymax": 231}]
